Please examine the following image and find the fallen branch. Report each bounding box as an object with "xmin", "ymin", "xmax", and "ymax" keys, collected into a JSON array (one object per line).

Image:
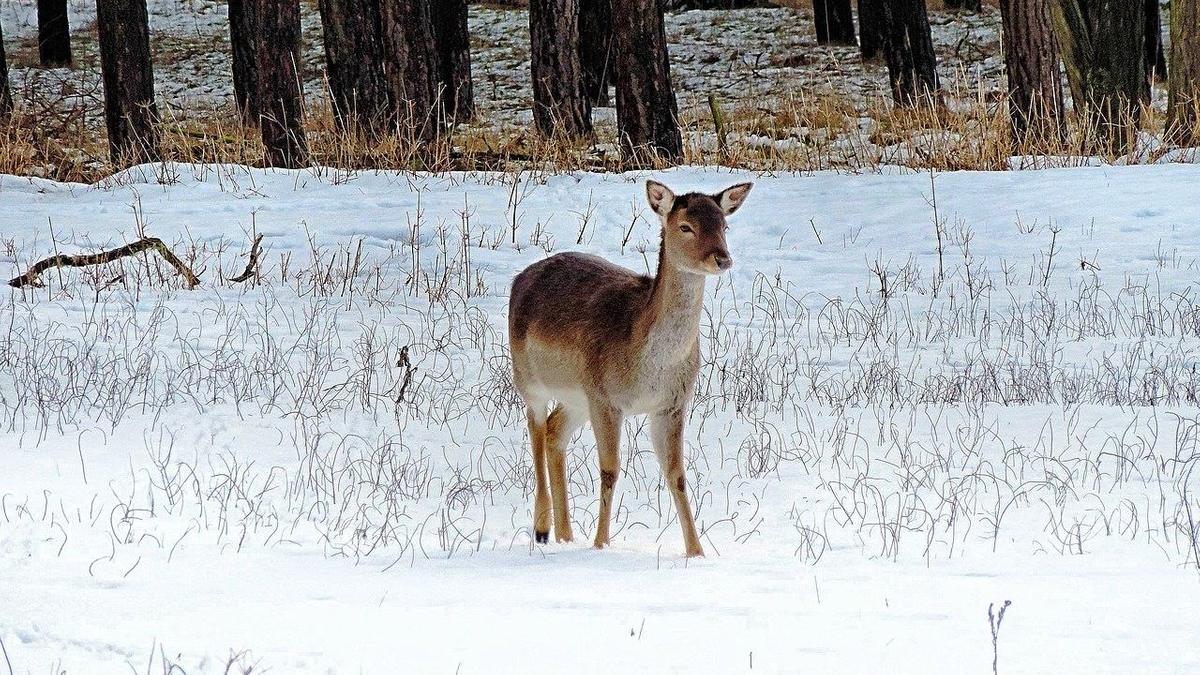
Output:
[
  {"xmin": 8, "ymin": 237, "xmax": 200, "ymax": 289},
  {"xmin": 229, "ymin": 233, "xmax": 264, "ymax": 283}
]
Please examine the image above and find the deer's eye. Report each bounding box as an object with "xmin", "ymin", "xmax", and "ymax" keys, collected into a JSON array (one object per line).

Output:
[{"xmin": 679, "ymin": 224, "xmax": 694, "ymax": 234}]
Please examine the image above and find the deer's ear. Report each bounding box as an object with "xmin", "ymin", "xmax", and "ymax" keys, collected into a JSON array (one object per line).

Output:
[
  {"xmin": 646, "ymin": 180, "xmax": 676, "ymax": 218},
  {"xmin": 714, "ymin": 182, "xmax": 753, "ymax": 216}
]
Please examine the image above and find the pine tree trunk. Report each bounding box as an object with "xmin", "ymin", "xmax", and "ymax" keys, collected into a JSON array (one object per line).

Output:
[
  {"xmin": 613, "ymin": 0, "xmax": 681, "ymax": 163},
  {"xmin": 1167, "ymin": 0, "xmax": 1200, "ymax": 144},
  {"xmin": 579, "ymin": 0, "xmax": 612, "ymax": 107},
  {"xmin": 431, "ymin": 0, "xmax": 474, "ymax": 122},
  {"xmin": 880, "ymin": 0, "xmax": 938, "ymax": 106},
  {"xmin": 1048, "ymin": 0, "xmax": 1145, "ymax": 152},
  {"xmin": 380, "ymin": 0, "xmax": 440, "ymax": 140},
  {"xmin": 229, "ymin": 0, "xmax": 258, "ymax": 123},
  {"xmin": 858, "ymin": 0, "xmax": 885, "ymax": 61},
  {"xmin": 814, "ymin": 0, "xmax": 856, "ymax": 46},
  {"xmin": 530, "ymin": 0, "xmax": 592, "ymax": 137},
  {"xmin": 999, "ymin": 0, "xmax": 1064, "ymax": 143},
  {"xmin": 97, "ymin": 0, "xmax": 160, "ymax": 166},
  {"xmin": 945, "ymin": 0, "xmax": 982, "ymax": 11},
  {"xmin": 254, "ymin": 0, "xmax": 308, "ymax": 168},
  {"xmin": 1143, "ymin": 0, "xmax": 1166, "ymax": 83},
  {"xmin": 37, "ymin": 0, "xmax": 72, "ymax": 67},
  {"xmin": 317, "ymin": 0, "xmax": 391, "ymax": 137},
  {"xmin": 1, "ymin": 20, "xmax": 12, "ymax": 120}
]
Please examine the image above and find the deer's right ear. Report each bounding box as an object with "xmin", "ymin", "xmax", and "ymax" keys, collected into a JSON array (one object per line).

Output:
[{"xmin": 646, "ymin": 180, "xmax": 676, "ymax": 218}]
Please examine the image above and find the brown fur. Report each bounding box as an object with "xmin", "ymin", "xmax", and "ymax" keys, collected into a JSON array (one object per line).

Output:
[{"xmin": 508, "ymin": 179, "xmax": 752, "ymax": 557}]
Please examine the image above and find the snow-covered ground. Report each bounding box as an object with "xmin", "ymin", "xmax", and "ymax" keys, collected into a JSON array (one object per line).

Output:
[{"xmin": 3, "ymin": 161, "xmax": 1200, "ymax": 672}]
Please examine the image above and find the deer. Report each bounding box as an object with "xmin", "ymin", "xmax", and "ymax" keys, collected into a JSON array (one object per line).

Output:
[{"xmin": 508, "ymin": 179, "xmax": 752, "ymax": 557}]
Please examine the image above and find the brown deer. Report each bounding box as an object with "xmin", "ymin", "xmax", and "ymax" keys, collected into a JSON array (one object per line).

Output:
[{"xmin": 508, "ymin": 179, "xmax": 752, "ymax": 556}]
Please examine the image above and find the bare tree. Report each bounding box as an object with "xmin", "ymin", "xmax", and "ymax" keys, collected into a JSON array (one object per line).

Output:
[
  {"xmin": 37, "ymin": 0, "xmax": 72, "ymax": 67},
  {"xmin": 97, "ymin": 0, "xmax": 160, "ymax": 165},
  {"xmin": 318, "ymin": 0, "xmax": 391, "ymax": 136},
  {"xmin": 1167, "ymin": 0, "xmax": 1200, "ymax": 144},
  {"xmin": 1144, "ymin": 0, "xmax": 1166, "ymax": 84},
  {"xmin": 1048, "ymin": 0, "xmax": 1145, "ymax": 151},
  {"xmin": 431, "ymin": 0, "xmax": 474, "ymax": 122},
  {"xmin": 999, "ymin": 0, "xmax": 1064, "ymax": 143},
  {"xmin": 254, "ymin": 0, "xmax": 308, "ymax": 168},
  {"xmin": 613, "ymin": 0, "xmax": 681, "ymax": 162},
  {"xmin": 815, "ymin": 0, "xmax": 856, "ymax": 46},
  {"xmin": 858, "ymin": 0, "xmax": 884, "ymax": 60},
  {"xmin": 530, "ymin": 0, "xmax": 592, "ymax": 136},
  {"xmin": 380, "ymin": 0, "xmax": 441, "ymax": 141},
  {"xmin": 228, "ymin": 0, "xmax": 258, "ymax": 123},
  {"xmin": 579, "ymin": 0, "xmax": 612, "ymax": 106},
  {"xmin": 880, "ymin": 0, "xmax": 939, "ymax": 106},
  {"xmin": 0, "ymin": 20, "xmax": 12, "ymax": 120}
]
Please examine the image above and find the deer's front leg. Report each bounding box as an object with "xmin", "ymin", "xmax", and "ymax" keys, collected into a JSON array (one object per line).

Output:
[
  {"xmin": 651, "ymin": 409, "xmax": 704, "ymax": 557},
  {"xmin": 589, "ymin": 401, "xmax": 622, "ymax": 549}
]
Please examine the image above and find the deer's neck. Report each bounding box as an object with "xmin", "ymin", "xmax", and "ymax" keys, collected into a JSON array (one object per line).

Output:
[{"xmin": 638, "ymin": 246, "xmax": 705, "ymax": 363}]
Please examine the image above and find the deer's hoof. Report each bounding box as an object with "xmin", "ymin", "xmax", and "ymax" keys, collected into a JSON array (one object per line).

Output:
[{"xmin": 535, "ymin": 530, "xmax": 549, "ymax": 544}]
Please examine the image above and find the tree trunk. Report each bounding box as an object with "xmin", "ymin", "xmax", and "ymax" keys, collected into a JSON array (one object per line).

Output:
[
  {"xmin": 1048, "ymin": 0, "xmax": 1145, "ymax": 152},
  {"xmin": 97, "ymin": 0, "xmax": 160, "ymax": 166},
  {"xmin": 431, "ymin": 0, "xmax": 474, "ymax": 122},
  {"xmin": 613, "ymin": 0, "xmax": 681, "ymax": 163},
  {"xmin": 880, "ymin": 0, "xmax": 938, "ymax": 106},
  {"xmin": 945, "ymin": 0, "xmax": 982, "ymax": 11},
  {"xmin": 999, "ymin": 0, "xmax": 1064, "ymax": 143},
  {"xmin": 530, "ymin": 0, "xmax": 592, "ymax": 137},
  {"xmin": 579, "ymin": 0, "xmax": 612, "ymax": 106},
  {"xmin": 1143, "ymin": 0, "xmax": 1166, "ymax": 84},
  {"xmin": 229, "ymin": 0, "xmax": 258, "ymax": 123},
  {"xmin": 37, "ymin": 0, "xmax": 72, "ymax": 67},
  {"xmin": 814, "ymin": 0, "xmax": 856, "ymax": 46},
  {"xmin": 1, "ymin": 20, "xmax": 12, "ymax": 120},
  {"xmin": 318, "ymin": 0, "xmax": 391, "ymax": 137},
  {"xmin": 254, "ymin": 0, "xmax": 308, "ymax": 168},
  {"xmin": 1167, "ymin": 0, "xmax": 1200, "ymax": 144},
  {"xmin": 380, "ymin": 0, "xmax": 440, "ymax": 140},
  {"xmin": 858, "ymin": 0, "xmax": 885, "ymax": 61}
]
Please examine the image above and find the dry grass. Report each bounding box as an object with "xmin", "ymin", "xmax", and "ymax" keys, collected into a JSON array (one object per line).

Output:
[{"xmin": 0, "ymin": 78, "xmax": 1188, "ymax": 183}]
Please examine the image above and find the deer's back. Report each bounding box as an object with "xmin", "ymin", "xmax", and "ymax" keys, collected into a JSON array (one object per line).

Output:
[{"xmin": 509, "ymin": 253, "xmax": 652, "ymax": 355}]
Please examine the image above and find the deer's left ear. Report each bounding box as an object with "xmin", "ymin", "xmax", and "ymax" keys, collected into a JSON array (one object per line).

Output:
[{"xmin": 714, "ymin": 182, "xmax": 753, "ymax": 216}]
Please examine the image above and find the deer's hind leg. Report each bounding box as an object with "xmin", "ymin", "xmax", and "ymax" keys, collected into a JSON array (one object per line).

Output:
[
  {"xmin": 545, "ymin": 403, "xmax": 586, "ymax": 542},
  {"xmin": 526, "ymin": 404, "xmax": 551, "ymax": 544}
]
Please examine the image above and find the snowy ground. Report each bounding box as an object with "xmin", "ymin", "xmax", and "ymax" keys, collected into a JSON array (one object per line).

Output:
[{"xmin": 3, "ymin": 161, "xmax": 1200, "ymax": 672}]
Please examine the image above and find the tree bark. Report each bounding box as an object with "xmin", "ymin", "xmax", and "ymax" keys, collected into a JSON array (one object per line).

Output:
[
  {"xmin": 858, "ymin": 0, "xmax": 884, "ymax": 61},
  {"xmin": 880, "ymin": 0, "xmax": 938, "ymax": 106},
  {"xmin": 1167, "ymin": 0, "xmax": 1200, "ymax": 144},
  {"xmin": 229, "ymin": 0, "xmax": 258, "ymax": 123},
  {"xmin": 999, "ymin": 0, "xmax": 1064, "ymax": 143},
  {"xmin": 37, "ymin": 0, "xmax": 72, "ymax": 67},
  {"xmin": 579, "ymin": 0, "xmax": 612, "ymax": 106},
  {"xmin": 814, "ymin": 0, "xmax": 856, "ymax": 46},
  {"xmin": 1048, "ymin": 0, "xmax": 1145, "ymax": 152},
  {"xmin": 431, "ymin": 0, "xmax": 474, "ymax": 122},
  {"xmin": 318, "ymin": 0, "xmax": 391, "ymax": 136},
  {"xmin": 1143, "ymin": 0, "xmax": 1166, "ymax": 84},
  {"xmin": 945, "ymin": 0, "xmax": 982, "ymax": 11},
  {"xmin": 530, "ymin": 0, "xmax": 592, "ymax": 137},
  {"xmin": 613, "ymin": 0, "xmax": 681, "ymax": 163},
  {"xmin": 380, "ymin": 0, "xmax": 441, "ymax": 140},
  {"xmin": 1, "ymin": 20, "xmax": 12, "ymax": 120},
  {"xmin": 254, "ymin": 0, "xmax": 308, "ymax": 168},
  {"xmin": 97, "ymin": 0, "xmax": 160, "ymax": 166}
]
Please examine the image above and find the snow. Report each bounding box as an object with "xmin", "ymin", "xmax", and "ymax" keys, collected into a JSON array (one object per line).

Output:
[{"xmin": 4, "ymin": 161, "xmax": 1200, "ymax": 672}]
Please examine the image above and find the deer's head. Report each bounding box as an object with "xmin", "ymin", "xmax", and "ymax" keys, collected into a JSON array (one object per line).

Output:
[{"xmin": 646, "ymin": 180, "xmax": 752, "ymax": 276}]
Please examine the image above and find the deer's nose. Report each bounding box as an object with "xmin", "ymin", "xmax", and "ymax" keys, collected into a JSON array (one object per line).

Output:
[{"xmin": 714, "ymin": 253, "xmax": 733, "ymax": 271}]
